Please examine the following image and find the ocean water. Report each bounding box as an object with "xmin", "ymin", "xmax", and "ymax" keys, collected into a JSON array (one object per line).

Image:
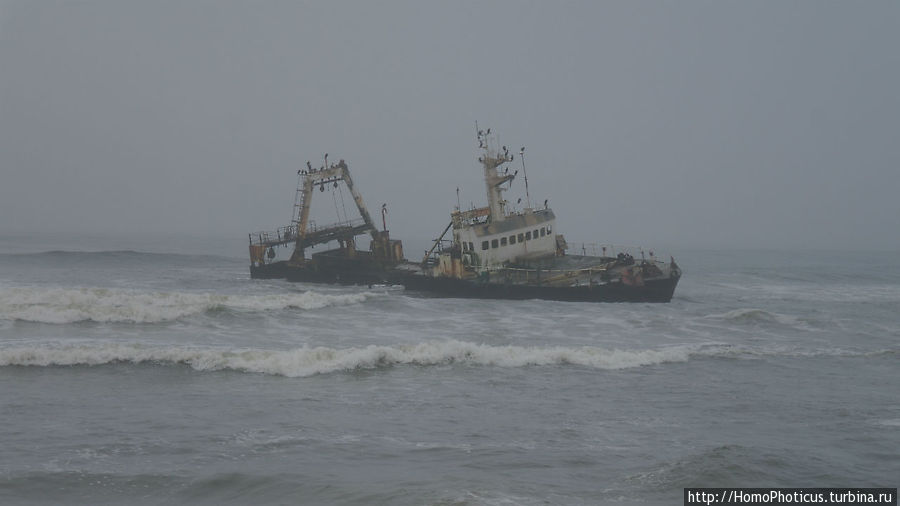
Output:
[{"xmin": 1, "ymin": 238, "xmax": 898, "ymax": 505}]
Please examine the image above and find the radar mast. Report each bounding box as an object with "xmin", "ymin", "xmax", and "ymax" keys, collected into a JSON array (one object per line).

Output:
[{"xmin": 476, "ymin": 127, "xmax": 516, "ymax": 222}]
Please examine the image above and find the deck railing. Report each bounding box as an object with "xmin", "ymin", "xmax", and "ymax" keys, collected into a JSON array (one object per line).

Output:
[
  {"xmin": 249, "ymin": 225, "xmax": 298, "ymax": 247},
  {"xmin": 250, "ymin": 218, "xmax": 368, "ymax": 247},
  {"xmin": 569, "ymin": 243, "xmax": 673, "ymax": 263}
]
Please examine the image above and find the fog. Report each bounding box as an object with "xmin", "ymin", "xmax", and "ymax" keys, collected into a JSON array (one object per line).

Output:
[{"xmin": 2, "ymin": 1, "xmax": 898, "ymax": 256}]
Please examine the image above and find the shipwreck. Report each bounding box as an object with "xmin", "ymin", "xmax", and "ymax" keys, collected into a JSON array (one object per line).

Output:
[{"xmin": 249, "ymin": 130, "xmax": 680, "ymax": 302}]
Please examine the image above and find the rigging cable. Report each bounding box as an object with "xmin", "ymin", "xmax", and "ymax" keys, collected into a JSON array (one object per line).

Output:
[
  {"xmin": 338, "ymin": 184, "xmax": 350, "ymax": 225},
  {"xmin": 331, "ymin": 185, "xmax": 343, "ymax": 225}
]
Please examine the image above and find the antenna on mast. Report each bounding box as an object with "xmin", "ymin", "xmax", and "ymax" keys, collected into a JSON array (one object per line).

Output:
[{"xmin": 520, "ymin": 146, "xmax": 531, "ymax": 209}]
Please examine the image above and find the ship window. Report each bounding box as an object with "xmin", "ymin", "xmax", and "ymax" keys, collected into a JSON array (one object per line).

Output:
[
  {"xmin": 518, "ymin": 233, "xmax": 525, "ymax": 242},
  {"xmin": 469, "ymin": 242, "xmax": 474, "ymax": 251},
  {"xmin": 461, "ymin": 242, "xmax": 468, "ymax": 252},
  {"xmin": 540, "ymin": 227, "xmax": 546, "ymax": 237},
  {"xmin": 481, "ymin": 241, "xmax": 489, "ymax": 251},
  {"xmin": 525, "ymin": 231, "xmax": 531, "ymax": 240},
  {"xmin": 547, "ymin": 225, "xmax": 552, "ymax": 234},
  {"xmin": 501, "ymin": 237, "xmax": 507, "ymax": 246},
  {"xmin": 491, "ymin": 239, "xmax": 499, "ymax": 248},
  {"xmin": 534, "ymin": 229, "xmax": 539, "ymax": 238},
  {"xmin": 510, "ymin": 235, "xmax": 516, "ymax": 245}
]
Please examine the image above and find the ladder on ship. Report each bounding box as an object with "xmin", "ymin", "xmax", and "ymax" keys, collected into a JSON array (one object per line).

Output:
[{"xmin": 291, "ymin": 170, "xmax": 307, "ymax": 228}]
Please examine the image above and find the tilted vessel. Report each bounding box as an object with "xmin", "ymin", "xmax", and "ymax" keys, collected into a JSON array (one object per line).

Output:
[{"xmin": 248, "ymin": 129, "xmax": 681, "ymax": 302}]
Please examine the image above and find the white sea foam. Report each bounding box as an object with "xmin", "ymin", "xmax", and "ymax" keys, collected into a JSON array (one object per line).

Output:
[
  {"xmin": 2, "ymin": 340, "xmax": 886, "ymax": 377},
  {"xmin": 0, "ymin": 286, "xmax": 379, "ymax": 323},
  {"xmin": 0, "ymin": 340, "xmax": 701, "ymax": 376}
]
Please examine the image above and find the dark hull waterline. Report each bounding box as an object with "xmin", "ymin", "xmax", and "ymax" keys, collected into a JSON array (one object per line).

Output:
[{"xmin": 251, "ymin": 261, "xmax": 680, "ymax": 303}]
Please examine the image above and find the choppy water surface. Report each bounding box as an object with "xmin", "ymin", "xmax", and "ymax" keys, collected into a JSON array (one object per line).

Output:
[{"xmin": 1, "ymin": 244, "xmax": 898, "ymax": 505}]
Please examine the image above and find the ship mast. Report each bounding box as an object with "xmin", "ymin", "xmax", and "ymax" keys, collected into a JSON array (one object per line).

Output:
[{"xmin": 476, "ymin": 127, "xmax": 515, "ymax": 222}]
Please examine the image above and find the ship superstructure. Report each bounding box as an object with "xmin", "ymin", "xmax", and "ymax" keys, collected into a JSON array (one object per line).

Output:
[
  {"xmin": 421, "ymin": 129, "xmax": 562, "ymax": 277},
  {"xmin": 402, "ymin": 128, "xmax": 681, "ymax": 302}
]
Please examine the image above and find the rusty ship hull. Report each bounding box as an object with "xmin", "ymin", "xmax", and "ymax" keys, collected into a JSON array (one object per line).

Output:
[
  {"xmin": 391, "ymin": 269, "xmax": 679, "ymax": 303},
  {"xmin": 250, "ymin": 263, "xmax": 679, "ymax": 303},
  {"xmin": 250, "ymin": 255, "xmax": 680, "ymax": 303},
  {"xmin": 250, "ymin": 252, "xmax": 398, "ymax": 287}
]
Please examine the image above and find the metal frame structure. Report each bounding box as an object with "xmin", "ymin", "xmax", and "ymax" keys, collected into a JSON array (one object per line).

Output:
[{"xmin": 249, "ymin": 158, "xmax": 379, "ymax": 266}]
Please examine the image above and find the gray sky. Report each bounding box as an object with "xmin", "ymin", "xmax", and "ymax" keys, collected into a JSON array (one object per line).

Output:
[{"xmin": 2, "ymin": 1, "xmax": 898, "ymax": 253}]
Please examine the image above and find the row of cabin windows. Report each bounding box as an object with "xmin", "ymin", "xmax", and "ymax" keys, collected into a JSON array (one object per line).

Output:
[{"xmin": 479, "ymin": 225, "xmax": 551, "ymax": 251}]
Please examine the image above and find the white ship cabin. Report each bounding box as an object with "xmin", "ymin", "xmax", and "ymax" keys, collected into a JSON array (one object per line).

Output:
[
  {"xmin": 447, "ymin": 129, "xmax": 563, "ymax": 271},
  {"xmin": 454, "ymin": 208, "xmax": 558, "ymax": 268}
]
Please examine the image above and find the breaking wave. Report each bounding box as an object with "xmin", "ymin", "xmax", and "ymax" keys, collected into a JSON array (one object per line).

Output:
[
  {"xmin": 706, "ymin": 308, "xmax": 807, "ymax": 327},
  {"xmin": 0, "ymin": 286, "xmax": 380, "ymax": 324},
  {"xmin": 1, "ymin": 341, "xmax": 893, "ymax": 377},
  {"xmin": 0, "ymin": 341, "xmax": 702, "ymax": 376}
]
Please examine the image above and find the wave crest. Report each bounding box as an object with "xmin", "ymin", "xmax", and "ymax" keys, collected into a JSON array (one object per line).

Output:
[
  {"xmin": 0, "ymin": 286, "xmax": 378, "ymax": 323},
  {"xmin": 2, "ymin": 341, "xmax": 890, "ymax": 377},
  {"xmin": 0, "ymin": 341, "xmax": 697, "ymax": 376}
]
